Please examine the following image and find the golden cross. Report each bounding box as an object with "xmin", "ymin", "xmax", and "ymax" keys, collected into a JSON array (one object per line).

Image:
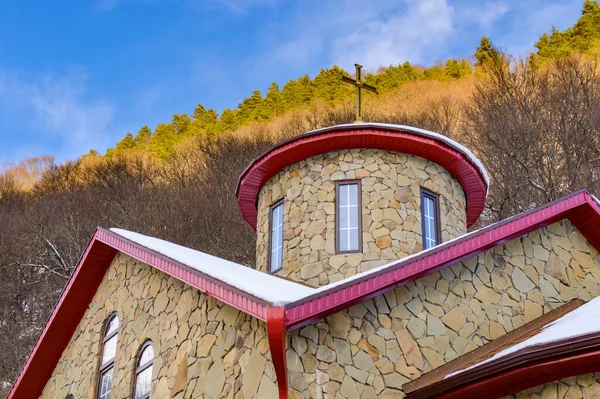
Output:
[{"xmin": 342, "ymin": 63, "xmax": 378, "ymax": 123}]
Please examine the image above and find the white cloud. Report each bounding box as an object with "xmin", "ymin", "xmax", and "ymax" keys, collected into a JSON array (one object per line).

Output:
[
  {"xmin": 459, "ymin": 2, "xmax": 510, "ymax": 30},
  {"xmin": 0, "ymin": 69, "xmax": 114, "ymax": 161},
  {"xmin": 269, "ymin": 0, "xmax": 455, "ymax": 72},
  {"xmin": 332, "ymin": 0, "xmax": 454, "ymax": 69},
  {"xmin": 493, "ymin": 0, "xmax": 581, "ymax": 57}
]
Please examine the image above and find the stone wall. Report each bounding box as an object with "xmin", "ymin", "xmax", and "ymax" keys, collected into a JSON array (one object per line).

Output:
[
  {"xmin": 41, "ymin": 253, "xmax": 278, "ymax": 399},
  {"xmin": 284, "ymin": 220, "xmax": 600, "ymax": 397},
  {"xmin": 503, "ymin": 373, "xmax": 600, "ymax": 399},
  {"xmin": 256, "ymin": 149, "xmax": 467, "ymax": 287}
]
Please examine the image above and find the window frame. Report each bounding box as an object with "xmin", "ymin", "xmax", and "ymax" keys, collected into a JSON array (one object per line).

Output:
[
  {"xmin": 420, "ymin": 187, "xmax": 441, "ymax": 249},
  {"xmin": 335, "ymin": 180, "xmax": 363, "ymax": 255},
  {"xmin": 132, "ymin": 341, "xmax": 154, "ymax": 399},
  {"xmin": 267, "ymin": 198, "xmax": 285, "ymax": 274},
  {"xmin": 96, "ymin": 313, "xmax": 119, "ymax": 399}
]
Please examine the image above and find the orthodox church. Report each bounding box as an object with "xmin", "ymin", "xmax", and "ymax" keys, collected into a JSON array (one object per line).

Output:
[{"xmin": 8, "ymin": 122, "xmax": 600, "ymax": 399}]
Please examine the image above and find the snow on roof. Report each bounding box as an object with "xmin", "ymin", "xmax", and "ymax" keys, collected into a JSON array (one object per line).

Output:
[
  {"xmin": 303, "ymin": 123, "xmax": 490, "ymax": 189},
  {"xmin": 111, "ymin": 225, "xmax": 476, "ymax": 307},
  {"xmin": 110, "ymin": 228, "xmax": 315, "ymax": 305},
  {"xmin": 446, "ymin": 296, "xmax": 600, "ymax": 379},
  {"xmin": 112, "ymin": 217, "xmax": 497, "ymax": 306}
]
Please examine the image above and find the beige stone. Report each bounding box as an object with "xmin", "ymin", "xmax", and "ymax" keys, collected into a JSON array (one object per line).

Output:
[
  {"xmin": 243, "ymin": 350, "xmax": 267, "ymax": 399},
  {"xmin": 203, "ymin": 359, "xmax": 225, "ymax": 399},
  {"xmin": 441, "ymin": 307, "xmax": 466, "ymax": 332},
  {"xmin": 255, "ymin": 149, "xmax": 467, "ymax": 286},
  {"xmin": 197, "ymin": 335, "xmax": 217, "ymax": 357},
  {"xmin": 395, "ymin": 329, "xmax": 424, "ymax": 369},
  {"xmin": 327, "ymin": 312, "xmax": 352, "ymax": 339}
]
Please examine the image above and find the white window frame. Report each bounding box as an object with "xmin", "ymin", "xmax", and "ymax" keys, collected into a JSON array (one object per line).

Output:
[
  {"xmin": 268, "ymin": 199, "xmax": 284, "ymax": 273},
  {"xmin": 336, "ymin": 180, "xmax": 362, "ymax": 254},
  {"xmin": 421, "ymin": 188, "xmax": 441, "ymax": 250}
]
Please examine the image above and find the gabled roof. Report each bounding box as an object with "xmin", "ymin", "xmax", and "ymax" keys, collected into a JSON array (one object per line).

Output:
[
  {"xmin": 8, "ymin": 189, "xmax": 600, "ymax": 399},
  {"xmin": 236, "ymin": 123, "xmax": 490, "ymax": 229},
  {"xmin": 403, "ymin": 298, "xmax": 600, "ymax": 399}
]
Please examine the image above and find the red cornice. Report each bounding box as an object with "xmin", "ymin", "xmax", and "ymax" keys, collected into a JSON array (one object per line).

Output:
[
  {"xmin": 7, "ymin": 228, "xmax": 272, "ymax": 399},
  {"xmin": 281, "ymin": 190, "xmax": 600, "ymax": 330},
  {"xmin": 9, "ymin": 190, "xmax": 600, "ymax": 399},
  {"xmin": 236, "ymin": 124, "xmax": 489, "ymax": 229},
  {"xmin": 435, "ymin": 336, "xmax": 600, "ymax": 399}
]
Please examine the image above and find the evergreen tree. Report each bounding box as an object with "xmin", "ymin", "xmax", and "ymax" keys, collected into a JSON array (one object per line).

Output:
[
  {"xmin": 115, "ymin": 133, "xmax": 136, "ymax": 151},
  {"xmin": 265, "ymin": 82, "xmax": 284, "ymax": 117},
  {"xmin": 365, "ymin": 62, "xmax": 419, "ymax": 93},
  {"xmin": 219, "ymin": 108, "xmax": 239, "ymax": 132},
  {"xmin": 238, "ymin": 90, "xmax": 269, "ymax": 122},
  {"xmin": 444, "ymin": 59, "xmax": 472, "ymax": 78},
  {"xmin": 150, "ymin": 123, "xmax": 176, "ymax": 160},
  {"xmin": 134, "ymin": 126, "xmax": 152, "ymax": 145},
  {"xmin": 171, "ymin": 113, "xmax": 191, "ymax": 136},
  {"xmin": 312, "ymin": 66, "xmax": 352, "ymax": 105},
  {"xmin": 475, "ymin": 36, "xmax": 500, "ymax": 66},
  {"xmin": 535, "ymin": 0, "xmax": 600, "ymax": 59}
]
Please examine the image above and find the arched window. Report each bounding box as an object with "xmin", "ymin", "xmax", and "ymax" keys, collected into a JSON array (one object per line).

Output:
[
  {"xmin": 97, "ymin": 314, "xmax": 119, "ymax": 399},
  {"xmin": 133, "ymin": 342, "xmax": 154, "ymax": 399}
]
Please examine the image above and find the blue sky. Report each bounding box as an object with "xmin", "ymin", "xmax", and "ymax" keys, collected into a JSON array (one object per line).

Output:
[{"xmin": 0, "ymin": 0, "xmax": 584, "ymax": 165}]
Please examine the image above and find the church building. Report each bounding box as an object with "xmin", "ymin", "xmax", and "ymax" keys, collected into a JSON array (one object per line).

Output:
[{"xmin": 8, "ymin": 122, "xmax": 600, "ymax": 399}]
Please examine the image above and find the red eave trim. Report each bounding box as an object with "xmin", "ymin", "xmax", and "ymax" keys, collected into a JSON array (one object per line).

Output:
[
  {"xmin": 436, "ymin": 340, "xmax": 600, "ymax": 399},
  {"xmin": 282, "ymin": 190, "xmax": 599, "ymax": 330},
  {"xmin": 8, "ymin": 228, "xmax": 272, "ymax": 399},
  {"xmin": 94, "ymin": 228, "xmax": 271, "ymax": 320},
  {"xmin": 236, "ymin": 125, "xmax": 489, "ymax": 230}
]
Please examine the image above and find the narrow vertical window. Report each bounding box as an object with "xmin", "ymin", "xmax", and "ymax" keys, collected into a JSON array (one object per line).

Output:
[
  {"xmin": 269, "ymin": 200, "xmax": 284, "ymax": 273},
  {"xmin": 336, "ymin": 181, "xmax": 362, "ymax": 253},
  {"xmin": 97, "ymin": 314, "xmax": 119, "ymax": 399},
  {"xmin": 421, "ymin": 188, "xmax": 441, "ymax": 249},
  {"xmin": 133, "ymin": 342, "xmax": 154, "ymax": 399}
]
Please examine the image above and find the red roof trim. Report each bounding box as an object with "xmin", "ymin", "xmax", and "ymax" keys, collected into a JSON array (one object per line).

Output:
[
  {"xmin": 436, "ymin": 335, "xmax": 600, "ymax": 399},
  {"xmin": 8, "ymin": 228, "xmax": 271, "ymax": 399},
  {"xmin": 236, "ymin": 125, "xmax": 489, "ymax": 229},
  {"xmin": 282, "ymin": 190, "xmax": 600, "ymax": 330},
  {"xmin": 9, "ymin": 190, "xmax": 600, "ymax": 398}
]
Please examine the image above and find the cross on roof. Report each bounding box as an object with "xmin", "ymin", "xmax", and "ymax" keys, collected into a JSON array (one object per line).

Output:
[{"xmin": 342, "ymin": 63, "xmax": 378, "ymax": 124}]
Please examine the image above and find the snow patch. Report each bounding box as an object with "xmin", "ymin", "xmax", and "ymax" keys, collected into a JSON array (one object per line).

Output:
[
  {"xmin": 110, "ymin": 228, "xmax": 315, "ymax": 304},
  {"xmin": 111, "ymin": 223, "xmax": 490, "ymax": 307},
  {"xmin": 445, "ymin": 296, "xmax": 600, "ymax": 379}
]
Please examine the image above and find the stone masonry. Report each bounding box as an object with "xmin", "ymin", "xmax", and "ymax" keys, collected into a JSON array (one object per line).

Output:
[
  {"xmin": 503, "ymin": 373, "xmax": 600, "ymax": 399},
  {"xmin": 41, "ymin": 253, "xmax": 279, "ymax": 399},
  {"xmin": 284, "ymin": 219, "xmax": 600, "ymax": 398},
  {"xmin": 255, "ymin": 149, "xmax": 467, "ymax": 287},
  {"xmin": 40, "ymin": 220, "xmax": 600, "ymax": 398}
]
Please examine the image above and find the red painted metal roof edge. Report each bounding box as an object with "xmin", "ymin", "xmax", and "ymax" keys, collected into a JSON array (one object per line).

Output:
[
  {"xmin": 282, "ymin": 189, "xmax": 597, "ymax": 329},
  {"xmin": 235, "ymin": 124, "xmax": 489, "ymax": 229},
  {"xmin": 7, "ymin": 227, "xmax": 272, "ymax": 399},
  {"xmin": 402, "ymin": 299, "xmax": 587, "ymax": 398},
  {"xmin": 431, "ymin": 332, "xmax": 600, "ymax": 399},
  {"xmin": 94, "ymin": 227, "xmax": 273, "ymax": 317},
  {"xmin": 7, "ymin": 231, "xmax": 115, "ymax": 399}
]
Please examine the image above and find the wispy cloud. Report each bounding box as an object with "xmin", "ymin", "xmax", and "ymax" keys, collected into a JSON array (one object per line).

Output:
[
  {"xmin": 332, "ymin": 0, "xmax": 454, "ymax": 69},
  {"xmin": 0, "ymin": 68, "xmax": 114, "ymax": 162},
  {"xmin": 269, "ymin": 0, "xmax": 455, "ymax": 71},
  {"xmin": 460, "ymin": 2, "xmax": 510, "ymax": 30}
]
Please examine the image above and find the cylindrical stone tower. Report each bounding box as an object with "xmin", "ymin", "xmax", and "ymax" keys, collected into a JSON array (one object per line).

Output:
[{"xmin": 236, "ymin": 123, "xmax": 488, "ymax": 287}]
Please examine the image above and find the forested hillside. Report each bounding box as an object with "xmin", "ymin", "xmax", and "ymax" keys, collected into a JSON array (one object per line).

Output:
[{"xmin": 2, "ymin": 1, "xmax": 600, "ymax": 395}]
